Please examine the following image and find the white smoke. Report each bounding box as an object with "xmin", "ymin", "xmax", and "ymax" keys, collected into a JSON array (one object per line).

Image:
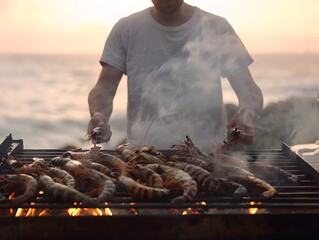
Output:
[{"xmin": 128, "ymin": 16, "xmax": 249, "ymax": 149}]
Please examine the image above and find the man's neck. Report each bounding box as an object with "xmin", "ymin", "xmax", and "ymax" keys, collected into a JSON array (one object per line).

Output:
[{"xmin": 150, "ymin": 3, "xmax": 195, "ymax": 26}]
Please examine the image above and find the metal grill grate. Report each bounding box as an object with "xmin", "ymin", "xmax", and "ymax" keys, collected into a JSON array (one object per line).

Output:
[
  {"xmin": 1, "ymin": 134, "xmax": 319, "ymax": 213},
  {"xmin": 1, "ymin": 134, "xmax": 319, "ymax": 240}
]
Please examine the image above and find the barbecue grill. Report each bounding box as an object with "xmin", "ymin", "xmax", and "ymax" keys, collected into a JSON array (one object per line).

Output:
[{"xmin": 1, "ymin": 133, "xmax": 319, "ymax": 240}]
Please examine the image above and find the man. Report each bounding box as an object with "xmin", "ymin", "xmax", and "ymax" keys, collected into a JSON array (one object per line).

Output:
[{"xmin": 87, "ymin": 0, "xmax": 263, "ymax": 150}]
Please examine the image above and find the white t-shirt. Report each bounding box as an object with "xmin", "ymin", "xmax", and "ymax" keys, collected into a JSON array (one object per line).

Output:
[{"xmin": 100, "ymin": 7, "xmax": 253, "ymax": 150}]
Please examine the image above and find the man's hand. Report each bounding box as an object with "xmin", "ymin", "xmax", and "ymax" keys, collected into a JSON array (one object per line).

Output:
[
  {"xmin": 227, "ymin": 108, "xmax": 257, "ymax": 145},
  {"xmin": 87, "ymin": 113, "xmax": 112, "ymax": 144}
]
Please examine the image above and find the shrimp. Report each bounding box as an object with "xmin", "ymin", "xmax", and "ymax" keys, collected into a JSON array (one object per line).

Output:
[
  {"xmin": 217, "ymin": 178, "xmax": 248, "ymax": 201},
  {"xmin": 116, "ymin": 143, "xmax": 165, "ymax": 165},
  {"xmin": 88, "ymin": 127, "xmax": 108, "ymax": 146},
  {"xmin": 39, "ymin": 174, "xmax": 93, "ymax": 204},
  {"xmin": 220, "ymin": 127, "xmax": 243, "ymax": 151},
  {"xmin": 93, "ymin": 151, "xmax": 127, "ymax": 174},
  {"xmin": 116, "ymin": 143, "xmax": 140, "ymax": 163},
  {"xmin": 88, "ymin": 169, "xmax": 116, "ymax": 203},
  {"xmin": 50, "ymin": 156, "xmax": 99, "ymax": 193},
  {"xmin": 48, "ymin": 167, "xmax": 76, "ymax": 188},
  {"xmin": 123, "ymin": 163, "xmax": 164, "ymax": 188},
  {"xmin": 166, "ymin": 161, "xmax": 248, "ymax": 201},
  {"xmin": 87, "ymin": 162, "xmax": 112, "ymax": 177},
  {"xmin": 9, "ymin": 157, "xmax": 47, "ymax": 176},
  {"xmin": 228, "ymin": 175, "xmax": 278, "ymax": 199},
  {"xmin": 50, "ymin": 156, "xmax": 91, "ymax": 177},
  {"xmin": 0, "ymin": 174, "xmax": 38, "ymax": 206},
  {"xmin": 245, "ymin": 162, "xmax": 300, "ymax": 183},
  {"xmin": 139, "ymin": 146, "xmax": 167, "ymax": 161},
  {"xmin": 167, "ymin": 162, "xmax": 221, "ymax": 192},
  {"xmin": 145, "ymin": 164, "xmax": 198, "ymax": 203},
  {"xmin": 168, "ymin": 156, "xmax": 213, "ymax": 172},
  {"xmin": 171, "ymin": 136, "xmax": 212, "ymax": 162},
  {"xmin": 63, "ymin": 147, "xmax": 125, "ymax": 175},
  {"xmin": 113, "ymin": 174, "xmax": 170, "ymax": 201},
  {"xmin": 137, "ymin": 152, "xmax": 166, "ymax": 164},
  {"xmin": 62, "ymin": 148, "xmax": 92, "ymax": 160}
]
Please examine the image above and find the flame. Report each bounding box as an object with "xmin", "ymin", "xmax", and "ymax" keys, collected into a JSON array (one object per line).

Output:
[
  {"xmin": 14, "ymin": 202, "xmax": 42, "ymax": 217},
  {"xmin": 68, "ymin": 208, "xmax": 103, "ymax": 216},
  {"xmin": 68, "ymin": 203, "xmax": 112, "ymax": 216},
  {"xmin": 196, "ymin": 201, "xmax": 207, "ymax": 206},
  {"xmin": 25, "ymin": 202, "xmax": 37, "ymax": 217},
  {"xmin": 104, "ymin": 207, "xmax": 113, "ymax": 216},
  {"xmin": 248, "ymin": 201, "xmax": 260, "ymax": 214},
  {"xmin": 182, "ymin": 208, "xmax": 200, "ymax": 215},
  {"xmin": 38, "ymin": 209, "xmax": 51, "ymax": 216},
  {"xmin": 9, "ymin": 192, "xmax": 15, "ymax": 215},
  {"xmin": 129, "ymin": 208, "xmax": 138, "ymax": 215},
  {"xmin": 128, "ymin": 202, "xmax": 137, "ymax": 215}
]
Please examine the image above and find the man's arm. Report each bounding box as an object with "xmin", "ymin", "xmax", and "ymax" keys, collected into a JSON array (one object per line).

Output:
[
  {"xmin": 87, "ymin": 64, "xmax": 123, "ymax": 143},
  {"xmin": 227, "ymin": 67, "xmax": 263, "ymax": 144}
]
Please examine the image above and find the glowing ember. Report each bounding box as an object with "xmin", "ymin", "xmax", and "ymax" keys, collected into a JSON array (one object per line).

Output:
[
  {"xmin": 182, "ymin": 208, "xmax": 201, "ymax": 215},
  {"xmin": 68, "ymin": 203, "xmax": 112, "ymax": 216},
  {"xmin": 104, "ymin": 207, "xmax": 113, "ymax": 216},
  {"xmin": 248, "ymin": 201, "xmax": 260, "ymax": 214},
  {"xmin": 68, "ymin": 208, "xmax": 103, "ymax": 216},
  {"xmin": 38, "ymin": 209, "xmax": 51, "ymax": 216},
  {"xmin": 129, "ymin": 208, "xmax": 138, "ymax": 215}
]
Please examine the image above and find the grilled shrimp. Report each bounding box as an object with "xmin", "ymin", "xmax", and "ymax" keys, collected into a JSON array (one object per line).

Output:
[
  {"xmin": 217, "ymin": 178, "xmax": 248, "ymax": 200},
  {"xmin": 89, "ymin": 127, "xmax": 108, "ymax": 145},
  {"xmin": 63, "ymin": 147, "xmax": 126, "ymax": 175},
  {"xmin": 116, "ymin": 143, "xmax": 165, "ymax": 164},
  {"xmin": 220, "ymin": 127, "xmax": 243, "ymax": 151},
  {"xmin": 11, "ymin": 157, "xmax": 48, "ymax": 176},
  {"xmin": 211, "ymin": 162, "xmax": 255, "ymax": 178},
  {"xmin": 145, "ymin": 164, "xmax": 198, "ymax": 203},
  {"xmin": 116, "ymin": 143, "xmax": 140, "ymax": 162},
  {"xmin": 139, "ymin": 146, "xmax": 167, "ymax": 163},
  {"xmin": 50, "ymin": 156, "xmax": 87, "ymax": 173},
  {"xmin": 62, "ymin": 148, "xmax": 92, "ymax": 160},
  {"xmin": 113, "ymin": 174, "xmax": 170, "ymax": 201},
  {"xmin": 87, "ymin": 162, "xmax": 112, "ymax": 177},
  {"xmin": 168, "ymin": 156, "xmax": 213, "ymax": 172},
  {"xmin": 167, "ymin": 162, "xmax": 220, "ymax": 192},
  {"xmin": 171, "ymin": 136, "xmax": 212, "ymax": 162},
  {"xmin": 166, "ymin": 161, "xmax": 248, "ymax": 201},
  {"xmin": 29, "ymin": 157, "xmax": 47, "ymax": 169},
  {"xmin": 137, "ymin": 152, "xmax": 166, "ymax": 164},
  {"xmin": 123, "ymin": 164, "xmax": 164, "ymax": 188},
  {"xmin": 88, "ymin": 169, "xmax": 116, "ymax": 203},
  {"xmin": 244, "ymin": 162, "xmax": 300, "ymax": 183},
  {"xmin": 228, "ymin": 175, "xmax": 278, "ymax": 199},
  {"xmin": 39, "ymin": 174, "xmax": 93, "ymax": 204},
  {"xmin": 50, "ymin": 156, "xmax": 99, "ymax": 193},
  {"xmin": 0, "ymin": 174, "xmax": 38, "ymax": 206},
  {"xmin": 214, "ymin": 153, "xmax": 300, "ymax": 183},
  {"xmin": 92, "ymin": 151, "xmax": 127, "ymax": 174},
  {"xmin": 48, "ymin": 167, "xmax": 75, "ymax": 188}
]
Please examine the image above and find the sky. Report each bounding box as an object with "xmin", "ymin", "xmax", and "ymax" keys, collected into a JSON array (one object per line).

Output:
[{"xmin": 0, "ymin": 0, "xmax": 319, "ymax": 54}]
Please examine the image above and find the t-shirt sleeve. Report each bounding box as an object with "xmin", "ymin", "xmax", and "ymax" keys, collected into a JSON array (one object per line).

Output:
[
  {"xmin": 99, "ymin": 19, "xmax": 127, "ymax": 74},
  {"xmin": 218, "ymin": 18, "xmax": 253, "ymax": 78}
]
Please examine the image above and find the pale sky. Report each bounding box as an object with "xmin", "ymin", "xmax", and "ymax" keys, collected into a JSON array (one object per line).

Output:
[{"xmin": 1, "ymin": 0, "xmax": 319, "ymax": 54}]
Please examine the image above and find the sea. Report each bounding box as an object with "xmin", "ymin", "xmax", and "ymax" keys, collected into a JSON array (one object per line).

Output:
[{"xmin": 1, "ymin": 53, "xmax": 318, "ymax": 149}]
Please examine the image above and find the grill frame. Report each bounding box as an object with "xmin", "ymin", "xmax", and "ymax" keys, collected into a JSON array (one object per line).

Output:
[{"xmin": 1, "ymin": 134, "xmax": 319, "ymax": 239}]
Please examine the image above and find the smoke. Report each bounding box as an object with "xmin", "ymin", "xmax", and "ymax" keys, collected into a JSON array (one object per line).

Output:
[
  {"xmin": 128, "ymin": 16, "xmax": 248, "ymax": 149},
  {"xmin": 289, "ymin": 98, "xmax": 319, "ymax": 145}
]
